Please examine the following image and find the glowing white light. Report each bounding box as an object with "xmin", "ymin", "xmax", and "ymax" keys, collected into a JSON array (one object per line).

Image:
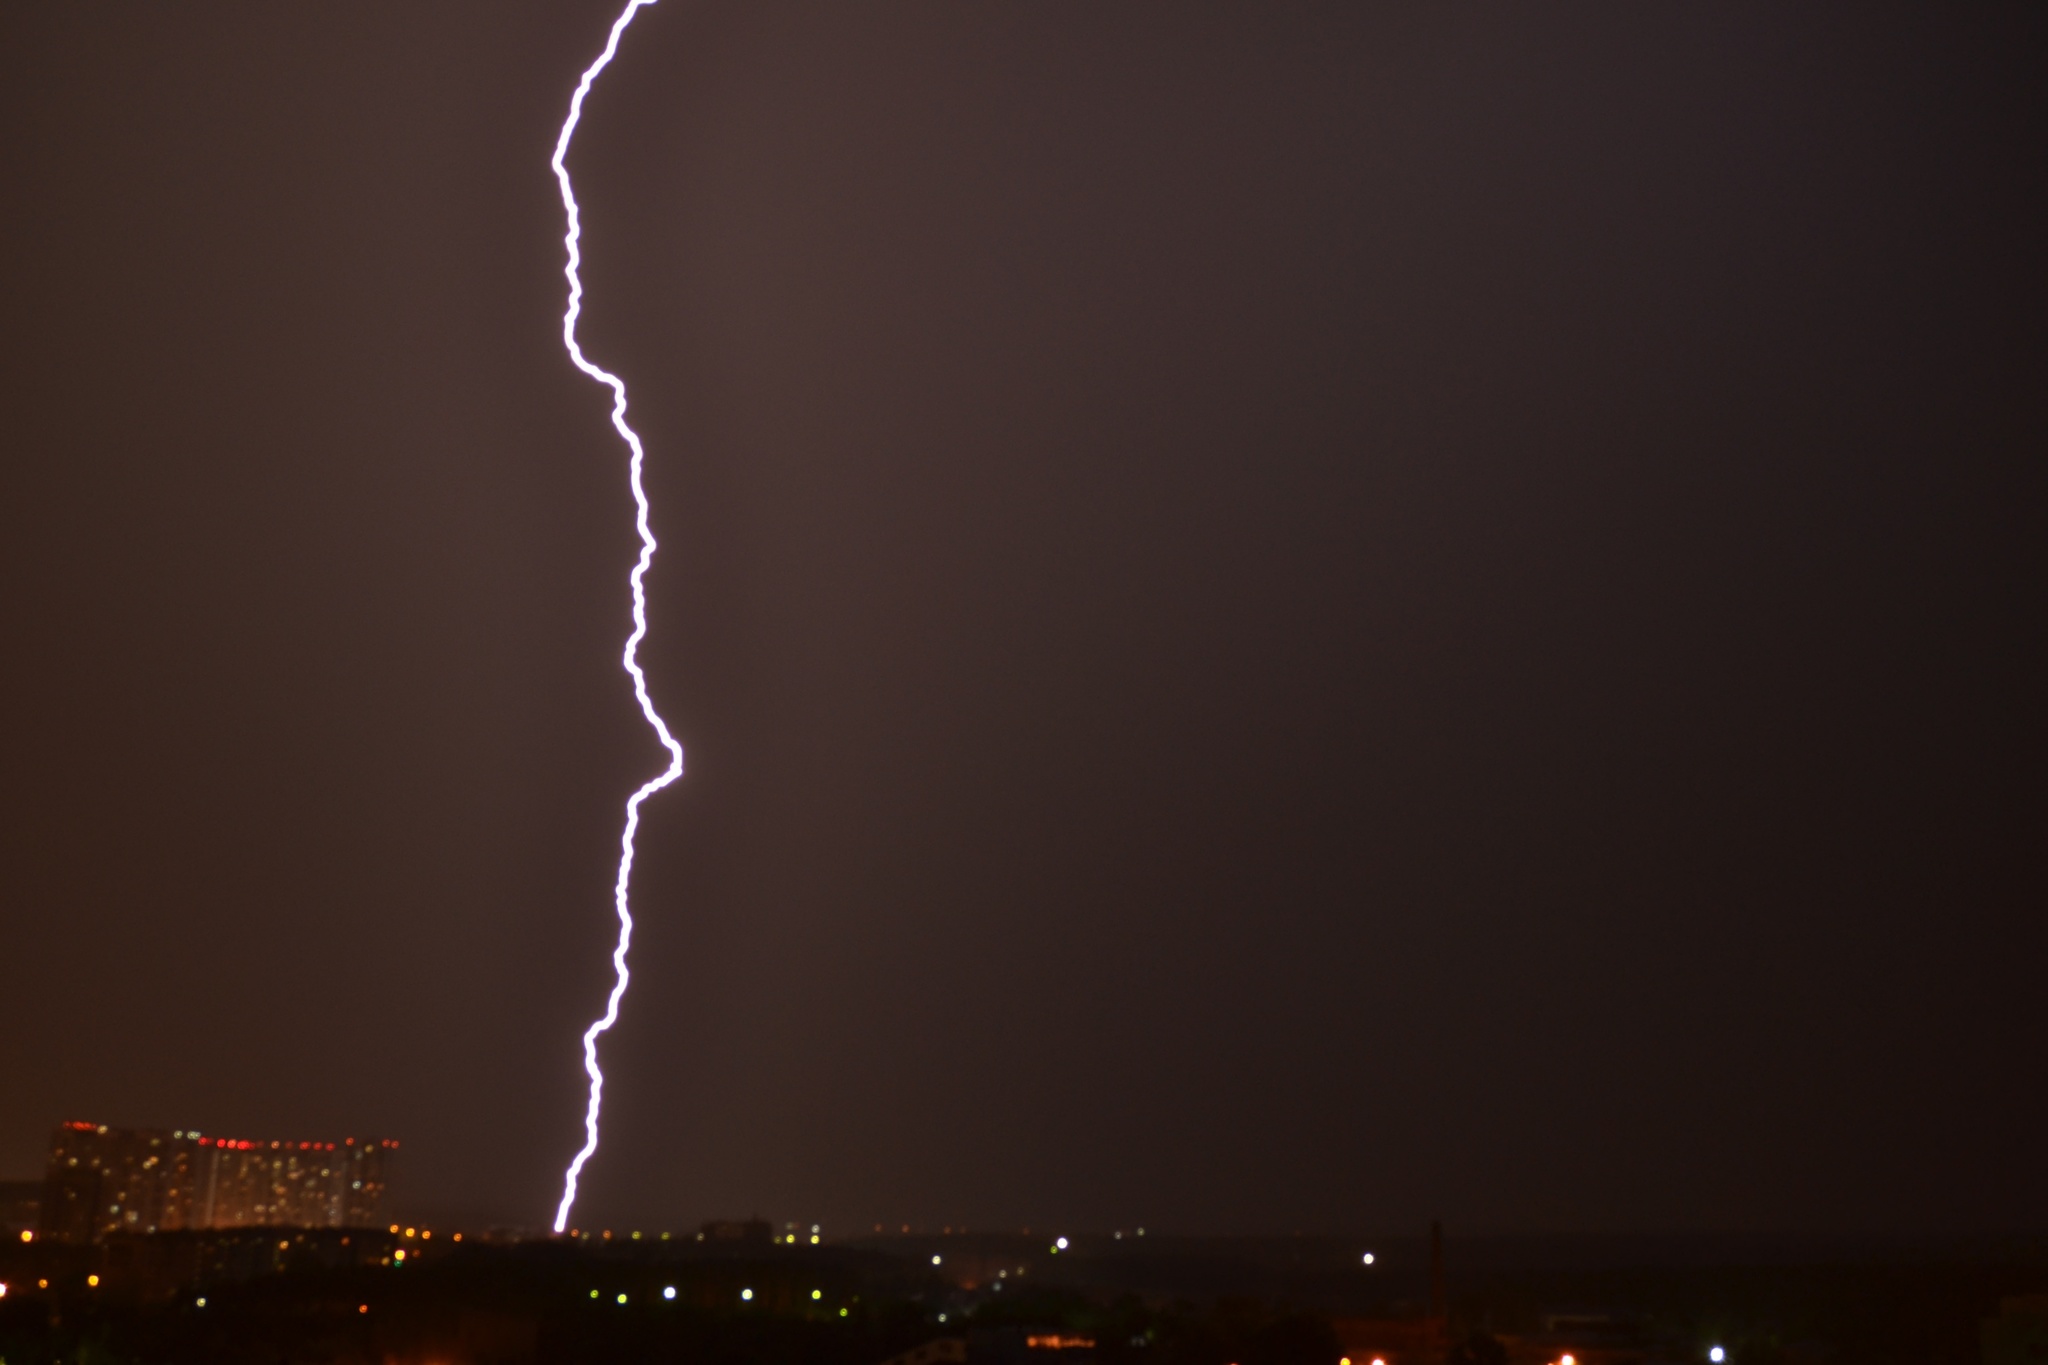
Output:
[
  {"xmin": 1362, "ymin": 1252, "xmax": 1375, "ymax": 1265},
  {"xmin": 1710, "ymin": 1350, "xmax": 1726, "ymax": 1363},
  {"xmin": 932, "ymin": 1255, "xmax": 942, "ymax": 1266},
  {"xmin": 742, "ymin": 1288, "xmax": 754, "ymax": 1302},
  {"xmin": 546, "ymin": 0, "xmax": 686, "ymax": 1237},
  {"xmin": 1055, "ymin": 1236, "xmax": 1069, "ymax": 1250}
]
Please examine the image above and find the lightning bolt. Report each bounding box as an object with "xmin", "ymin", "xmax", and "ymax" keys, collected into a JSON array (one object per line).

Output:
[{"xmin": 549, "ymin": 0, "xmax": 679, "ymax": 1236}]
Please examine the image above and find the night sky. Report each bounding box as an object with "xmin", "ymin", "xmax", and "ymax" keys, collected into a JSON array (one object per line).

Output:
[{"xmin": 2, "ymin": 3, "xmax": 2043, "ymax": 1237}]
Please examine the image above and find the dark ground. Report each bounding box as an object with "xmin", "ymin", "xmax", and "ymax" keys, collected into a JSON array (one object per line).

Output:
[{"xmin": 2, "ymin": 1229, "xmax": 2042, "ymax": 1365}]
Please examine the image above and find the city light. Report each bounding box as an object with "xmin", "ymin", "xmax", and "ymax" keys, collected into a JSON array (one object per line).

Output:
[
  {"xmin": 932, "ymin": 1254, "xmax": 943, "ymax": 1265},
  {"xmin": 1710, "ymin": 1350, "xmax": 1726, "ymax": 1363},
  {"xmin": 1362, "ymin": 1252, "xmax": 1376, "ymax": 1265},
  {"xmin": 196, "ymin": 1297, "xmax": 205, "ymax": 1308},
  {"xmin": 742, "ymin": 1288, "xmax": 754, "ymax": 1301},
  {"xmin": 812, "ymin": 1289, "xmax": 823, "ymax": 1300},
  {"xmin": 547, "ymin": 0, "xmax": 684, "ymax": 1237},
  {"xmin": 88, "ymin": 1275, "xmax": 100, "ymax": 1288},
  {"xmin": 664, "ymin": 1286, "xmax": 676, "ymax": 1300},
  {"xmin": 18, "ymin": 1231, "xmax": 31, "ymax": 1244},
  {"xmin": 617, "ymin": 1293, "xmax": 628, "ymax": 1305}
]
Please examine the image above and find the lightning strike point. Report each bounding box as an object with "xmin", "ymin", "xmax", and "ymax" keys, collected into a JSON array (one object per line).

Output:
[{"xmin": 549, "ymin": 0, "xmax": 680, "ymax": 1235}]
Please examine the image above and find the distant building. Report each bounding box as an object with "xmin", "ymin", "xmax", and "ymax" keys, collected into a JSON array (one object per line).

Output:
[
  {"xmin": 38, "ymin": 1121, "xmax": 396, "ymax": 1242},
  {"xmin": 1496, "ymin": 1314, "xmax": 1652, "ymax": 1365},
  {"xmin": 1983, "ymin": 1296, "xmax": 2048, "ymax": 1365},
  {"xmin": 699, "ymin": 1218, "xmax": 774, "ymax": 1246},
  {"xmin": 1332, "ymin": 1315, "xmax": 1449, "ymax": 1365},
  {"xmin": 0, "ymin": 1179, "xmax": 39, "ymax": 1235}
]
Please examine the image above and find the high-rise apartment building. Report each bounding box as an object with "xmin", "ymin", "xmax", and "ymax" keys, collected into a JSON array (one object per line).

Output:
[{"xmin": 39, "ymin": 1122, "xmax": 396, "ymax": 1242}]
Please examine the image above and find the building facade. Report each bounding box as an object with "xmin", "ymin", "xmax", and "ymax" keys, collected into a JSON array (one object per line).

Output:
[
  {"xmin": 39, "ymin": 1122, "xmax": 395, "ymax": 1242},
  {"xmin": 0, "ymin": 1178, "xmax": 40, "ymax": 1236}
]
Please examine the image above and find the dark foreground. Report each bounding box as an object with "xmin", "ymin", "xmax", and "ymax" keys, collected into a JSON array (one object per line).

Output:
[{"xmin": 1, "ymin": 1229, "xmax": 2042, "ymax": 1365}]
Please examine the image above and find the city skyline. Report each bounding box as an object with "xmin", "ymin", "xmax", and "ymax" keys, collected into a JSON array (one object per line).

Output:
[{"xmin": 35, "ymin": 1121, "xmax": 394, "ymax": 1242}]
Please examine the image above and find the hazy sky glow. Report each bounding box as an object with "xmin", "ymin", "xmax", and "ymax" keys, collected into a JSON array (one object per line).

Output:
[{"xmin": 0, "ymin": 2, "xmax": 2042, "ymax": 1235}]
